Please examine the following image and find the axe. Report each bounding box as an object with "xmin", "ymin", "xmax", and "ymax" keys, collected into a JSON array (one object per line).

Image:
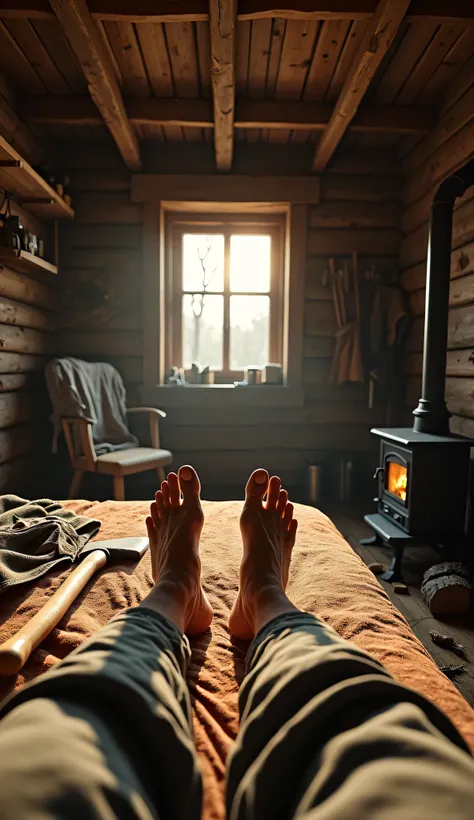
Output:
[{"xmin": 0, "ymin": 537, "xmax": 149, "ymax": 677}]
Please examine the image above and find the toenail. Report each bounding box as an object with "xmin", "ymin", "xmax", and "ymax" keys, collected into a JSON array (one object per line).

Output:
[
  {"xmin": 254, "ymin": 471, "xmax": 267, "ymax": 484},
  {"xmin": 181, "ymin": 466, "xmax": 193, "ymax": 481}
]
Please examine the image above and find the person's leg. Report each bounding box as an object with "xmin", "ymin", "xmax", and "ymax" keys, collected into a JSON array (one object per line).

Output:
[
  {"xmin": 0, "ymin": 465, "xmax": 212, "ymax": 820},
  {"xmin": 227, "ymin": 470, "xmax": 474, "ymax": 820}
]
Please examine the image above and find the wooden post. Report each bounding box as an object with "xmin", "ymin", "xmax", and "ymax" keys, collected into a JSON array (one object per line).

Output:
[{"xmin": 209, "ymin": 0, "xmax": 237, "ymax": 171}]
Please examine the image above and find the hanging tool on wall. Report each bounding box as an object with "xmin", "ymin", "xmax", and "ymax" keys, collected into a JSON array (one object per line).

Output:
[
  {"xmin": 326, "ymin": 255, "xmax": 364, "ymax": 386},
  {"xmin": 330, "ymin": 257, "xmax": 350, "ymax": 384},
  {"xmin": 349, "ymin": 251, "xmax": 363, "ymax": 383}
]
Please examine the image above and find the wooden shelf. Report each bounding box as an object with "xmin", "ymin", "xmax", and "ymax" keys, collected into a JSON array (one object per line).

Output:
[
  {"xmin": 0, "ymin": 134, "xmax": 74, "ymax": 221},
  {"xmin": 0, "ymin": 247, "xmax": 58, "ymax": 276}
]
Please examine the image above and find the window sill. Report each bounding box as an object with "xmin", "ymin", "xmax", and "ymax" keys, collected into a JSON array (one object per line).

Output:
[{"xmin": 140, "ymin": 383, "xmax": 304, "ymax": 408}]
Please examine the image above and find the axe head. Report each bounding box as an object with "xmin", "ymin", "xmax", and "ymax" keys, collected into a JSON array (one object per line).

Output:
[{"xmin": 80, "ymin": 537, "xmax": 149, "ymax": 563}]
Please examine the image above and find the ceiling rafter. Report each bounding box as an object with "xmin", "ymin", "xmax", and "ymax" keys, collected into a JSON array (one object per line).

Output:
[
  {"xmin": 0, "ymin": 1, "xmax": 471, "ymax": 23},
  {"xmin": 209, "ymin": 0, "xmax": 237, "ymax": 171},
  {"xmin": 313, "ymin": 0, "xmax": 411, "ymax": 172},
  {"xmin": 21, "ymin": 95, "xmax": 436, "ymax": 135},
  {"xmin": 47, "ymin": 0, "xmax": 141, "ymax": 170}
]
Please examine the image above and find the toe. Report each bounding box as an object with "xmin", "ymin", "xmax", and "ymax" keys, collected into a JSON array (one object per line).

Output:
[
  {"xmin": 277, "ymin": 488, "xmax": 288, "ymax": 515},
  {"xmin": 145, "ymin": 515, "xmax": 154, "ymax": 540},
  {"xmin": 288, "ymin": 518, "xmax": 298, "ymax": 544},
  {"xmin": 161, "ymin": 480, "xmax": 170, "ymax": 507},
  {"xmin": 266, "ymin": 476, "xmax": 281, "ymax": 509},
  {"xmin": 245, "ymin": 469, "xmax": 269, "ymax": 505},
  {"xmin": 283, "ymin": 502, "xmax": 294, "ymax": 531},
  {"xmin": 178, "ymin": 465, "xmax": 201, "ymax": 503},
  {"xmin": 146, "ymin": 516, "xmax": 158, "ymax": 583},
  {"xmin": 167, "ymin": 472, "xmax": 180, "ymax": 506},
  {"xmin": 150, "ymin": 500, "xmax": 160, "ymax": 528},
  {"xmin": 155, "ymin": 490, "xmax": 165, "ymax": 518}
]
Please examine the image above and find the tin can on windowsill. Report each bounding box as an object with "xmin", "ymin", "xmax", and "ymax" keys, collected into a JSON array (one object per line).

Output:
[{"xmin": 246, "ymin": 367, "xmax": 262, "ymax": 385}]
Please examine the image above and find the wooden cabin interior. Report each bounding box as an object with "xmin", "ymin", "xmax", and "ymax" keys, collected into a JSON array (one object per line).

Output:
[
  {"xmin": 1, "ymin": 0, "xmax": 474, "ymax": 506},
  {"xmin": 2, "ymin": 1, "xmax": 474, "ymax": 706}
]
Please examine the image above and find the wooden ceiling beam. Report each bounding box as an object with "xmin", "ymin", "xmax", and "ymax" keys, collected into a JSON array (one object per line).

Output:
[
  {"xmin": 209, "ymin": 0, "xmax": 237, "ymax": 171},
  {"xmin": 22, "ymin": 96, "xmax": 214, "ymax": 127},
  {"xmin": 238, "ymin": 0, "xmax": 474, "ymax": 21},
  {"xmin": 21, "ymin": 95, "xmax": 435, "ymax": 134},
  {"xmin": 0, "ymin": 1, "xmax": 471, "ymax": 23},
  {"xmin": 313, "ymin": 0, "xmax": 410, "ymax": 172},
  {"xmin": 235, "ymin": 100, "xmax": 434, "ymax": 133},
  {"xmin": 47, "ymin": 0, "xmax": 141, "ymax": 171}
]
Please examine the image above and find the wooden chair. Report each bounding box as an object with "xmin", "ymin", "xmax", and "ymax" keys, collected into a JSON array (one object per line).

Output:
[{"xmin": 62, "ymin": 407, "xmax": 172, "ymax": 500}]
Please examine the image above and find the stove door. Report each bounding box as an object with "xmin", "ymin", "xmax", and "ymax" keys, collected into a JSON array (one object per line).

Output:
[{"xmin": 384, "ymin": 451, "xmax": 408, "ymax": 505}]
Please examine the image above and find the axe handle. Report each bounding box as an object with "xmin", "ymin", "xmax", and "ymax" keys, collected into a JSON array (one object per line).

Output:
[{"xmin": 0, "ymin": 549, "xmax": 108, "ymax": 677}]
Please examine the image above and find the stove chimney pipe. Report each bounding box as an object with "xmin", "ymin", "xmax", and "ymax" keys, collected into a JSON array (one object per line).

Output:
[{"xmin": 412, "ymin": 160, "xmax": 474, "ymax": 435}]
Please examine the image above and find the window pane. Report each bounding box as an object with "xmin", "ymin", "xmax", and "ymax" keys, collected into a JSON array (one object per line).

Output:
[
  {"xmin": 230, "ymin": 235, "xmax": 271, "ymax": 292},
  {"xmin": 230, "ymin": 295, "xmax": 269, "ymax": 370},
  {"xmin": 183, "ymin": 294, "xmax": 223, "ymax": 370},
  {"xmin": 182, "ymin": 234, "xmax": 224, "ymax": 292}
]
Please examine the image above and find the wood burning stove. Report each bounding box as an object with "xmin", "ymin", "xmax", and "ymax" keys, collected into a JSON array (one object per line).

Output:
[
  {"xmin": 363, "ymin": 160, "xmax": 474, "ymax": 581},
  {"xmin": 374, "ymin": 429, "xmax": 471, "ymax": 537}
]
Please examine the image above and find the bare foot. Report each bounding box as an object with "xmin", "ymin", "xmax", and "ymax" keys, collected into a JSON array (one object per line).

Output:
[
  {"xmin": 143, "ymin": 465, "xmax": 213, "ymax": 635},
  {"xmin": 229, "ymin": 469, "xmax": 298, "ymax": 640}
]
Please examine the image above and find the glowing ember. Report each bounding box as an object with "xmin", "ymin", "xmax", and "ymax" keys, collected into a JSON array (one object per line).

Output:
[{"xmin": 387, "ymin": 462, "xmax": 407, "ymax": 502}]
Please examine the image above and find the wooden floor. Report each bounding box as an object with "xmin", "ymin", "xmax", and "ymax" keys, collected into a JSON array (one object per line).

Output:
[{"xmin": 322, "ymin": 501, "xmax": 474, "ymax": 708}]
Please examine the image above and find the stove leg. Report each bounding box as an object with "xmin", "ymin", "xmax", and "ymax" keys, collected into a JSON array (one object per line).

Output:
[
  {"xmin": 380, "ymin": 545, "xmax": 405, "ymax": 583},
  {"xmin": 359, "ymin": 533, "xmax": 383, "ymax": 547}
]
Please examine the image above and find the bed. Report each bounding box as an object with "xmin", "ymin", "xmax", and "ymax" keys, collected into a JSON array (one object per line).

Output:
[{"xmin": 1, "ymin": 500, "xmax": 474, "ymax": 820}]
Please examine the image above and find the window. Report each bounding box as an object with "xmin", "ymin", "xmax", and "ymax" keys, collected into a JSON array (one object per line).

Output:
[{"xmin": 168, "ymin": 218, "xmax": 283, "ymax": 381}]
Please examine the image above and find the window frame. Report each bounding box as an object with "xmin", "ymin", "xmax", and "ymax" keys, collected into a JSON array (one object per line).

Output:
[{"xmin": 167, "ymin": 214, "xmax": 284, "ymax": 382}]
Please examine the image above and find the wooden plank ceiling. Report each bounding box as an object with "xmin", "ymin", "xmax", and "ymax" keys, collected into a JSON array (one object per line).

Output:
[{"xmin": 0, "ymin": 1, "xmax": 472, "ymax": 171}]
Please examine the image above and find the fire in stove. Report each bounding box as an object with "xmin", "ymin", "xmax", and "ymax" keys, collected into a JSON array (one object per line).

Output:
[{"xmin": 387, "ymin": 462, "xmax": 407, "ymax": 502}]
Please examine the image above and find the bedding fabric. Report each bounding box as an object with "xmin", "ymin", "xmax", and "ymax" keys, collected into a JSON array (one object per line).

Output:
[{"xmin": 0, "ymin": 500, "xmax": 473, "ymax": 820}]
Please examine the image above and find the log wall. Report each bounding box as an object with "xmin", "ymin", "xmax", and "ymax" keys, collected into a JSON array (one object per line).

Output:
[
  {"xmin": 400, "ymin": 68, "xmax": 474, "ymax": 437},
  {"xmin": 0, "ymin": 259, "xmax": 55, "ymax": 494},
  {"xmin": 57, "ymin": 150, "xmax": 143, "ymax": 406},
  {"xmin": 56, "ymin": 146, "xmax": 403, "ymax": 498},
  {"xmin": 0, "ymin": 70, "xmax": 55, "ymax": 494}
]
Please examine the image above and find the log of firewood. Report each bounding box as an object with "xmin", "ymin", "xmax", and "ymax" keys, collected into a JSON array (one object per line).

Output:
[
  {"xmin": 421, "ymin": 574, "xmax": 471, "ymax": 616},
  {"xmin": 422, "ymin": 562, "xmax": 470, "ymax": 584}
]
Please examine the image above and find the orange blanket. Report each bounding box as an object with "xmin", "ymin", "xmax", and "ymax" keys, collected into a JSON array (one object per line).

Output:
[{"xmin": 1, "ymin": 500, "xmax": 473, "ymax": 820}]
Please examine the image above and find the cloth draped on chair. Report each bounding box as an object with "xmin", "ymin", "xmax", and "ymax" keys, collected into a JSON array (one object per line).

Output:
[{"xmin": 45, "ymin": 358, "xmax": 138, "ymax": 455}]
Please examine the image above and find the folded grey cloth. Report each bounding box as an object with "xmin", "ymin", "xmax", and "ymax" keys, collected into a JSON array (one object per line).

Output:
[{"xmin": 0, "ymin": 496, "xmax": 101, "ymax": 593}]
